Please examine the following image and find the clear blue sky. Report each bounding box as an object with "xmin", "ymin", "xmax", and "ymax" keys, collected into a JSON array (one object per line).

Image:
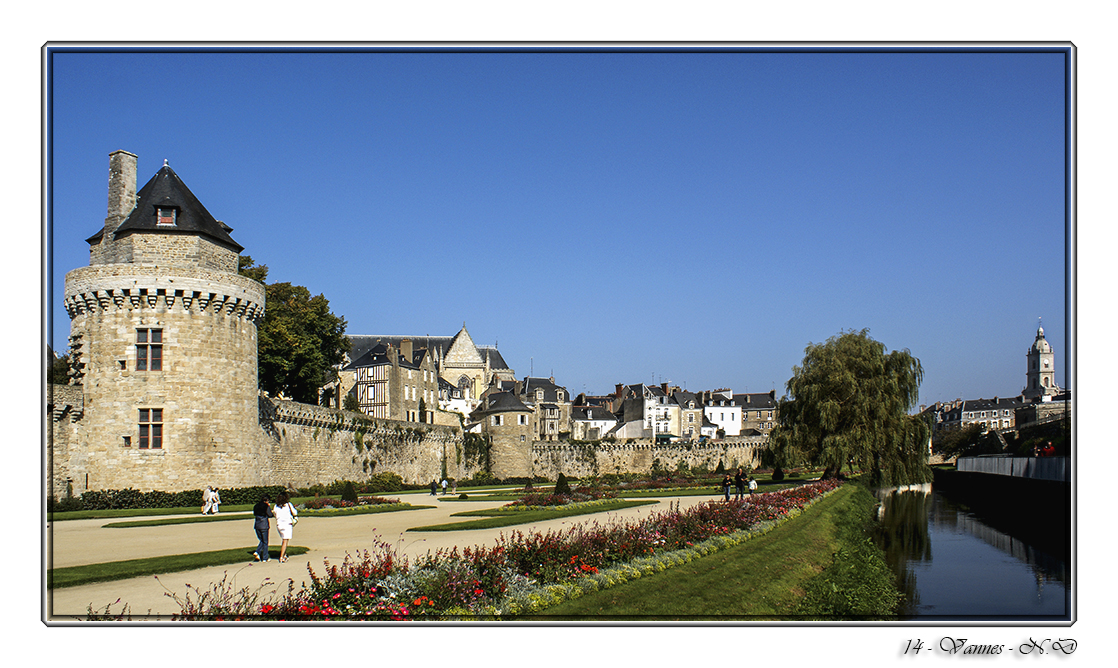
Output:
[{"xmin": 48, "ymin": 47, "xmax": 1069, "ymax": 406}]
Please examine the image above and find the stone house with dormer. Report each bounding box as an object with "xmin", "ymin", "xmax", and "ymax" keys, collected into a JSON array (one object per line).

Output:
[
  {"xmin": 338, "ymin": 324, "xmax": 515, "ymax": 418},
  {"xmin": 735, "ymin": 390, "xmax": 778, "ymax": 436},
  {"xmin": 343, "ymin": 339, "xmax": 439, "ymax": 422},
  {"xmin": 519, "ymin": 376, "xmax": 573, "ymax": 441}
]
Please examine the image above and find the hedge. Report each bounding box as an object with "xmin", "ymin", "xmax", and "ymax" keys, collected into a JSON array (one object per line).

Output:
[{"xmin": 52, "ymin": 485, "xmax": 288, "ymax": 511}]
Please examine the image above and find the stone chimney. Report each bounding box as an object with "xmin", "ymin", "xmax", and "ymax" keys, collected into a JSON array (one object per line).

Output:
[
  {"xmin": 104, "ymin": 150, "xmax": 138, "ymax": 238},
  {"xmin": 615, "ymin": 383, "xmax": 624, "ymax": 399},
  {"xmin": 401, "ymin": 338, "xmax": 413, "ymax": 361},
  {"xmin": 661, "ymin": 382, "xmax": 669, "ymax": 395}
]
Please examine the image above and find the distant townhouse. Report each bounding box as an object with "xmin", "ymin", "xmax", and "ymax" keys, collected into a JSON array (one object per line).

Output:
[
  {"xmin": 734, "ymin": 391, "xmax": 778, "ymax": 436},
  {"xmin": 571, "ymin": 405, "xmax": 618, "ymax": 441},
  {"xmin": 343, "ymin": 339, "xmax": 439, "ymax": 422},
  {"xmin": 437, "ymin": 376, "xmax": 472, "ymax": 417},
  {"xmin": 340, "ymin": 324, "xmax": 516, "ymax": 417},
  {"xmin": 933, "ymin": 396, "xmax": 1026, "ymax": 435},
  {"xmin": 519, "ymin": 377, "xmax": 573, "ymax": 441},
  {"xmin": 672, "ymin": 389, "xmax": 704, "ymax": 440},
  {"xmin": 700, "ymin": 389, "xmax": 742, "ymax": 437},
  {"xmin": 611, "ymin": 383, "xmax": 680, "ymax": 440}
]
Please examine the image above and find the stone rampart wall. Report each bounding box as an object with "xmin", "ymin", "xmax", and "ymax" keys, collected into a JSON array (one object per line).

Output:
[
  {"xmin": 531, "ymin": 436, "xmax": 765, "ymax": 479},
  {"xmin": 261, "ymin": 398, "xmax": 471, "ymax": 487}
]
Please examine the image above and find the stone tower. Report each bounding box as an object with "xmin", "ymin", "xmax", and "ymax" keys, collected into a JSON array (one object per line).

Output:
[
  {"xmin": 1023, "ymin": 321, "xmax": 1060, "ymax": 402},
  {"xmin": 61, "ymin": 151, "xmax": 267, "ymax": 492}
]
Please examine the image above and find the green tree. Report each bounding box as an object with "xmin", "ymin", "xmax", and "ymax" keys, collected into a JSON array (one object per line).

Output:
[
  {"xmin": 768, "ymin": 329, "xmax": 931, "ymax": 487},
  {"xmin": 48, "ymin": 347, "xmax": 71, "ymax": 385},
  {"xmin": 934, "ymin": 423, "xmax": 986, "ymax": 460},
  {"xmin": 240, "ymin": 256, "xmax": 349, "ymax": 405}
]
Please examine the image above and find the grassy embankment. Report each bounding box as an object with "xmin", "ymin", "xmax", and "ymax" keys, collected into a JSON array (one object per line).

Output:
[{"xmin": 532, "ymin": 482, "xmax": 901, "ymax": 620}]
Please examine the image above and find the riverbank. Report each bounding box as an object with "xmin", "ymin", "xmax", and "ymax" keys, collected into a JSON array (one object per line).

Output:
[{"xmin": 532, "ymin": 482, "xmax": 900, "ymax": 619}]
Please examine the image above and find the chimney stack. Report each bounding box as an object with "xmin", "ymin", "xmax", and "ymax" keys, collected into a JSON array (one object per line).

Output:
[
  {"xmin": 105, "ymin": 150, "xmax": 138, "ymax": 238},
  {"xmin": 401, "ymin": 338, "xmax": 413, "ymax": 362}
]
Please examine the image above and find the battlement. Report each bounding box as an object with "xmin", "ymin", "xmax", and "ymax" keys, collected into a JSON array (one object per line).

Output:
[{"xmin": 64, "ymin": 264, "xmax": 265, "ymax": 323}]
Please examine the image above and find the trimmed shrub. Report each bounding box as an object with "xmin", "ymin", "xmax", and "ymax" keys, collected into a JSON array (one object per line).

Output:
[
  {"xmin": 554, "ymin": 472, "xmax": 571, "ymax": 495},
  {"xmin": 365, "ymin": 471, "xmax": 403, "ymax": 493},
  {"xmin": 341, "ymin": 481, "xmax": 358, "ymax": 503}
]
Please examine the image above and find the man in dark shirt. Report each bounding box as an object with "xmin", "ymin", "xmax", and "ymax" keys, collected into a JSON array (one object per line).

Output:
[
  {"xmin": 734, "ymin": 469, "xmax": 746, "ymax": 500},
  {"xmin": 253, "ymin": 495, "xmax": 273, "ymax": 562}
]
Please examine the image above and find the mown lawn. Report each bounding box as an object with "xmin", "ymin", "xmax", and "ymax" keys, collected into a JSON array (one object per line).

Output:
[
  {"xmin": 48, "ymin": 546, "xmax": 311, "ymax": 589},
  {"xmin": 409, "ymin": 500, "xmax": 659, "ymax": 531},
  {"xmin": 529, "ymin": 484, "xmax": 891, "ymax": 620}
]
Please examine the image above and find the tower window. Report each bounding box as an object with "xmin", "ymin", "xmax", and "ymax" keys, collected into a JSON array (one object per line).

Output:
[
  {"xmin": 139, "ymin": 408, "xmax": 163, "ymax": 449},
  {"xmin": 136, "ymin": 329, "xmax": 162, "ymax": 371},
  {"xmin": 156, "ymin": 207, "xmax": 177, "ymax": 226}
]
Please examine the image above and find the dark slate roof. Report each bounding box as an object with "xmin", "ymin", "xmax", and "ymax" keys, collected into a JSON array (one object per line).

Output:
[
  {"xmin": 476, "ymin": 392, "xmax": 531, "ymax": 414},
  {"xmin": 961, "ymin": 397, "xmax": 1026, "ymax": 413},
  {"xmin": 348, "ymin": 335, "xmax": 453, "ymax": 363},
  {"xmin": 734, "ymin": 392, "xmax": 777, "ymax": 410},
  {"xmin": 522, "ymin": 377, "xmax": 568, "ymax": 403},
  {"xmin": 343, "ymin": 342, "xmax": 421, "ymax": 371},
  {"xmin": 672, "ymin": 390, "xmax": 700, "ymax": 409},
  {"xmin": 88, "ymin": 164, "xmax": 243, "ymax": 252},
  {"xmin": 478, "ymin": 346, "xmax": 512, "ymax": 371},
  {"xmin": 573, "ymin": 406, "xmax": 616, "ymax": 421},
  {"xmin": 347, "ymin": 335, "xmax": 512, "ymax": 371}
]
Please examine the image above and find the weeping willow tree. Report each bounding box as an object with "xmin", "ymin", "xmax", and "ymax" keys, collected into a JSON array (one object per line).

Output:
[{"xmin": 767, "ymin": 329, "xmax": 932, "ymax": 487}]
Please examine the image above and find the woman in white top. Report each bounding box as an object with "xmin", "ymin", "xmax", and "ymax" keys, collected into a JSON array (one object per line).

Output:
[{"xmin": 273, "ymin": 492, "xmax": 299, "ymax": 563}]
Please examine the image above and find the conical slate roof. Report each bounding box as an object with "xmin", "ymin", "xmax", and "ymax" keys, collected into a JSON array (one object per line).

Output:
[{"xmin": 87, "ymin": 164, "xmax": 243, "ymax": 252}]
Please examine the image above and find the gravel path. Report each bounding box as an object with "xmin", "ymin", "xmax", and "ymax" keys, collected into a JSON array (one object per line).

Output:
[{"xmin": 47, "ymin": 490, "xmax": 719, "ymax": 619}]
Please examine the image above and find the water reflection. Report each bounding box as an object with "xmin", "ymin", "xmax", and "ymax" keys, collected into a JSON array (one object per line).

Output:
[{"xmin": 873, "ymin": 484, "xmax": 1069, "ymax": 620}]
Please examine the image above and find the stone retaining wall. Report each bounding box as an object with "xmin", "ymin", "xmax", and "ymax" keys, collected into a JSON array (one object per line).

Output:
[
  {"xmin": 261, "ymin": 398, "xmax": 470, "ymax": 487},
  {"xmin": 531, "ymin": 436, "xmax": 765, "ymax": 479}
]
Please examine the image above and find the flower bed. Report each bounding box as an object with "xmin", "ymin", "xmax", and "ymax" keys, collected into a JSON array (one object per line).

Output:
[
  {"xmin": 167, "ymin": 479, "xmax": 843, "ymax": 620},
  {"xmin": 302, "ymin": 496, "xmax": 400, "ymax": 510},
  {"xmin": 509, "ymin": 488, "xmax": 617, "ymax": 508}
]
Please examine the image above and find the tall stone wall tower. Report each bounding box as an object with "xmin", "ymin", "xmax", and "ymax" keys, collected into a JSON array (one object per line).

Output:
[
  {"xmin": 61, "ymin": 151, "xmax": 267, "ymax": 492},
  {"xmin": 1023, "ymin": 321, "xmax": 1060, "ymax": 402}
]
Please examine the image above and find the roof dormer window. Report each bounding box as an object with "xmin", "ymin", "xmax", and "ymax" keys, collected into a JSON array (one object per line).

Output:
[{"xmin": 156, "ymin": 206, "xmax": 177, "ymax": 226}]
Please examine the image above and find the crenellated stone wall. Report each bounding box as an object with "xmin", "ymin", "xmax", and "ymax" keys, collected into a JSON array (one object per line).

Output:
[
  {"xmin": 531, "ymin": 436, "xmax": 766, "ymax": 479},
  {"xmin": 260, "ymin": 398, "xmax": 470, "ymax": 487}
]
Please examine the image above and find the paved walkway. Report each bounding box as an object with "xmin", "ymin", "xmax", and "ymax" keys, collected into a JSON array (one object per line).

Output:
[{"xmin": 48, "ymin": 490, "xmax": 720, "ymax": 618}]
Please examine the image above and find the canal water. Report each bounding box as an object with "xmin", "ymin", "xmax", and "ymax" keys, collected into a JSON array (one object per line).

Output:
[{"xmin": 873, "ymin": 484, "xmax": 1070, "ymax": 621}]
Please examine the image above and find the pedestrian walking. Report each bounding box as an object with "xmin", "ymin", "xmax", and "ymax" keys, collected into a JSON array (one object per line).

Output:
[
  {"xmin": 441, "ymin": 479, "xmax": 448, "ymax": 495},
  {"xmin": 201, "ymin": 486, "xmax": 214, "ymax": 514},
  {"xmin": 253, "ymin": 495, "xmax": 273, "ymax": 562},
  {"xmin": 734, "ymin": 468, "xmax": 746, "ymax": 500},
  {"xmin": 210, "ymin": 488, "xmax": 221, "ymax": 514},
  {"xmin": 430, "ymin": 480, "xmax": 438, "ymax": 495},
  {"xmin": 273, "ymin": 492, "xmax": 299, "ymax": 563},
  {"xmin": 721, "ymin": 473, "xmax": 732, "ymax": 501},
  {"xmin": 748, "ymin": 476, "xmax": 757, "ymax": 495}
]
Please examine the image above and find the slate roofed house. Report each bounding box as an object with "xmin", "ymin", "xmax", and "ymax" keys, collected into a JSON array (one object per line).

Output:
[
  {"xmin": 672, "ymin": 389, "xmax": 704, "ymax": 440},
  {"xmin": 734, "ymin": 390, "xmax": 778, "ymax": 437},
  {"xmin": 343, "ymin": 339, "xmax": 438, "ymax": 423},
  {"xmin": 700, "ymin": 389, "xmax": 741, "ymax": 437},
  {"xmin": 519, "ymin": 377, "xmax": 572, "ymax": 441},
  {"xmin": 340, "ymin": 324, "xmax": 516, "ymax": 412},
  {"xmin": 612, "ymin": 383, "xmax": 680, "ymax": 439},
  {"xmin": 571, "ymin": 405, "xmax": 618, "ymax": 441}
]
